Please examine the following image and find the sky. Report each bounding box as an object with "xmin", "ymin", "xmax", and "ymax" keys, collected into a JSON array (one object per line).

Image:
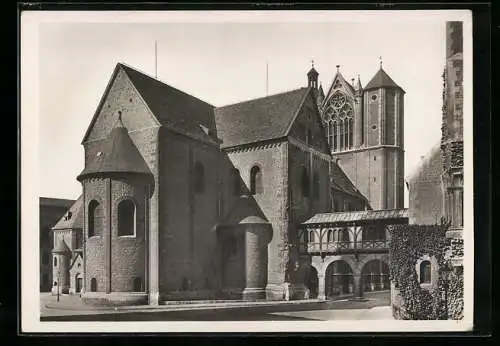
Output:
[{"xmin": 35, "ymin": 11, "xmax": 452, "ymax": 207}]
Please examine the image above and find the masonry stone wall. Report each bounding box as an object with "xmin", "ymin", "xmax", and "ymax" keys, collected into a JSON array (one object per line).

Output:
[
  {"xmin": 158, "ymin": 130, "xmax": 219, "ymax": 296},
  {"xmin": 110, "ymin": 177, "xmax": 147, "ymax": 292},
  {"xmin": 227, "ymin": 142, "xmax": 287, "ymax": 299},
  {"xmin": 408, "ymin": 146, "xmax": 444, "ymax": 225}
]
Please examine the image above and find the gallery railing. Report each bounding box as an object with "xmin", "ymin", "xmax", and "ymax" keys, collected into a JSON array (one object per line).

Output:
[{"xmin": 299, "ymin": 240, "xmax": 388, "ymax": 254}]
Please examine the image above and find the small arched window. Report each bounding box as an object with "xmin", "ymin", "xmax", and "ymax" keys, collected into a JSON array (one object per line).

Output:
[
  {"xmin": 327, "ymin": 229, "xmax": 333, "ymax": 242},
  {"xmin": 193, "ymin": 161, "xmax": 205, "ymax": 193},
  {"xmin": 303, "ymin": 231, "xmax": 308, "ymax": 243},
  {"xmin": 232, "ymin": 168, "xmax": 241, "ymax": 196},
  {"xmin": 309, "ymin": 231, "xmax": 315, "ymax": 243},
  {"xmin": 88, "ymin": 200, "xmax": 100, "ymax": 238},
  {"xmin": 250, "ymin": 166, "xmax": 263, "ymax": 195},
  {"xmin": 301, "ymin": 166, "xmax": 310, "ymax": 197},
  {"xmin": 420, "ymin": 261, "xmax": 431, "ymax": 284},
  {"xmin": 313, "ymin": 171, "xmax": 320, "ymax": 200},
  {"xmin": 341, "ymin": 228, "xmax": 350, "ymax": 242},
  {"xmin": 118, "ymin": 199, "xmax": 136, "ymax": 236},
  {"xmin": 90, "ymin": 278, "xmax": 97, "ymax": 292},
  {"xmin": 53, "ymin": 257, "xmax": 57, "ymax": 267}
]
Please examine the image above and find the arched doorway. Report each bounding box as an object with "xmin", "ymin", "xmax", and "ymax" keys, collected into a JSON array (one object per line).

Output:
[
  {"xmin": 325, "ymin": 260, "xmax": 354, "ymax": 299},
  {"xmin": 304, "ymin": 265, "xmax": 318, "ymax": 299},
  {"xmin": 361, "ymin": 259, "xmax": 390, "ymax": 292}
]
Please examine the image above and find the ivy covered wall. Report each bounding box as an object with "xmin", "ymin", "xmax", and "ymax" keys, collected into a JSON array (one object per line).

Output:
[{"xmin": 388, "ymin": 223, "xmax": 463, "ymax": 320}]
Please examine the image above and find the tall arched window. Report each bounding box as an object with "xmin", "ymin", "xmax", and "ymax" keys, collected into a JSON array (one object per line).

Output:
[
  {"xmin": 420, "ymin": 261, "xmax": 431, "ymax": 284},
  {"xmin": 348, "ymin": 118, "xmax": 353, "ymax": 149},
  {"xmin": 333, "ymin": 121, "xmax": 338, "ymax": 151},
  {"xmin": 326, "ymin": 91, "xmax": 354, "ymax": 153},
  {"xmin": 327, "ymin": 229, "xmax": 333, "ymax": 242},
  {"xmin": 328, "ymin": 121, "xmax": 334, "ymax": 149},
  {"xmin": 118, "ymin": 199, "xmax": 136, "ymax": 236},
  {"xmin": 90, "ymin": 278, "xmax": 97, "ymax": 292},
  {"xmin": 250, "ymin": 166, "xmax": 263, "ymax": 195},
  {"xmin": 88, "ymin": 200, "xmax": 99, "ymax": 238},
  {"xmin": 53, "ymin": 257, "xmax": 57, "ymax": 267},
  {"xmin": 232, "ymin": 168, "xmax": 241, "ymax": 196},
  {"xmin": 339, "ymin": 120, "xmax": 345, "ymax": 151},
  {"xmin": 313, "ymin": 171, "xmax": 320, "ymax": 200},
  {"xmin": 301, "ymin": 166, "xmax": 310, "ymax": 197},
  {"xmin": 193, "ymin": 161, "xmax": 205, "ymax": 193}
]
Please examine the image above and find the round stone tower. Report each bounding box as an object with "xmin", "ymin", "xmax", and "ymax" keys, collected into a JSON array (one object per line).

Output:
[
  {"xmin": 51, "ymin": 237, "xmax": 71, "ymax": 295},
  {"xmin": 77, "ymin": 113, "xmax": 153, "ymax": 305}
]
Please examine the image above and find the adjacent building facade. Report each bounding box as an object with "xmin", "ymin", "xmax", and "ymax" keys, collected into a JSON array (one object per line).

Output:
[{"xmin": 39, "ymin": 197, "xmax": 75, "ymax": 292}]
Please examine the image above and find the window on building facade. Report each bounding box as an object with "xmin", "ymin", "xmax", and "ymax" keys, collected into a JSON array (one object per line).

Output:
[
  {"xmin": 309, "ymin": 231, "xmax": 315, "ymax": 243},
  {"xmin": 313, "ymin": 172, "xmax": 320, "ymax": 200},
  {"xmin": 327, "ymin": 229, "xmax": 333, "ymax": 242},
  {"xmin": 341, "ymin": 228, "xmax": 350, "ymax": 242},
  {"xmin": 133, "ymin": 277, "xmax": 143, "ymax": 292},
  {"xmin": 53, "ymin": 256, "xmax": 57, "ymax": 267},
  {"xmin": 325, "ymin": 91, "xmax": 354, "ymax": 152},
  {"xmin": 193, "ymin": 161, "xmax": 205, "ymax": 193},
  {"xmin": 90, "ymin": 278, "xmax": 97, "ymax": 292},
  {"xmin": 118, "ymin": 199, "xmax": 136, "ymax": 236},
  {"xmin": 88, "ymin": 200, "xmax": 100, "ymax": 238},
  {"xmin": 250, "ymin": 166, "xmax": 263, "ymax": 195},
  {"xmin": 306, "ymin": 129, "xmax": 312, "ymax": 145},
  {"xmin": 420, "ymin": 261, "xmax": 431, "ymax": 284},
  {"xmin": 301, "ymin": 166, "xmax": 310, "ymax": 197}
]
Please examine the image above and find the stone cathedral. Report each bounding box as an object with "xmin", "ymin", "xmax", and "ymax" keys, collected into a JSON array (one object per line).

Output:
[{"xmin": 49, "ymin": 58, "xmax": 407, "ymax": 305}]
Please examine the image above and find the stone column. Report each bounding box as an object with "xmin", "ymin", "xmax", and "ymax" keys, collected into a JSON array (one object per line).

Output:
[
  {"xmin": 353, "ymin": 274, "xmax": 364, "ymax": 299},
  {"xmin": 318, "ymin": 272, "xmax": 326, "ymax": 300},
  {"xmin": 242, "ymin": 225, "xmax": 269, "ymax": 300}
]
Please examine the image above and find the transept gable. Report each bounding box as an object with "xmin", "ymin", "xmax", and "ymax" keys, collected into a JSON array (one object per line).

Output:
[
  {"xmin": 287, "ymin": 89, "xmax": 331, "ymax": 155},
  {"xmin": 321, "ymin": 71, "xmax": 356, "ymax": 112},
  {"xmin": 82, "ymin": 64, "xmax": 161, "ymax": 144}
]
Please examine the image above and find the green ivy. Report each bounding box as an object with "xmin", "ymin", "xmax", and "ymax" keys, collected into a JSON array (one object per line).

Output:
[{"xmin": 388, "ymin": 222, "xmax": 460, "ymax": 320}]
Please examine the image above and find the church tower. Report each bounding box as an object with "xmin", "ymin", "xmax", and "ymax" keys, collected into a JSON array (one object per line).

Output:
[{"xmin": 319, "ymin": 62, "xmax": 405, "ymax": 210}]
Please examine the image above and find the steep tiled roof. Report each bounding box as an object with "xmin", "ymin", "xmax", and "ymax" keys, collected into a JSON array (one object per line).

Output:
[
  {"xmin": 303, "ymin": 208, "xmax": 408, "ymax": 225},
  {"xmin": 52, "ymin": 195, "xmax": 84, "ymax": 230},
  {"xmin": 364, "ymin": 67, "xmax": 404, "ymax": 92},
  {"xmin": 77, "ymin": 117, "xmax": 151, "ymax": 180},
  {"xmin": 330, "ymin": 161, "xmax": 369, "ymax": 203},
  {"xmin": 120, "ymin": 64, "xmax": 218, "ymax": 144},
  {"xmin": 52, "ymin": 238, "xmax": 71, "ymax": 253},
  {"xmin": 214, "ymin": 88, "xmax": 310, "ymax": 148},
  {"xmin": 39, "ymin": 197, "xmax": 75, "ymax": 209},
  {"xmin": 219, "ymin": 195, "xmax": 269, "ymax": 226}
]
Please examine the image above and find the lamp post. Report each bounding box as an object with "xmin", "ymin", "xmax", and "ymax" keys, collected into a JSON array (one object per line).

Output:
[{"xmin": 56, "ymin": 270, "xmax": 61, "ymax": 303}]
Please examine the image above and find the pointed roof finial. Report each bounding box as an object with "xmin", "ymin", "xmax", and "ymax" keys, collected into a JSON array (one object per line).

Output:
[
  {"xmin": 311, "ymin": 59, "xmax": 315, "ymax": 68},
  {"xmin": 379, "ymin": 56, "xmax": 383, "ymax": 69},
  {"xmin": 336, "ymin": 64, "xmax": 340, "ymax": 72}
]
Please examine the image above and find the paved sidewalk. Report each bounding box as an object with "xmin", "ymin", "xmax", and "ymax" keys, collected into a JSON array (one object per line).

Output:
[{"xmin": 40, "ymin": 293, "xmax": 325, "ymax": 317}]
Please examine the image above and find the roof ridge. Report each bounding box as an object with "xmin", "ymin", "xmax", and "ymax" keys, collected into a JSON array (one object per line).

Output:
[
  {"xmin": 119, "ymin": 63, "xmax": 215, "ymax": 108},
  {"xmin": 216, "ymin": 87, "xmax": 308, "ymax": 109}
]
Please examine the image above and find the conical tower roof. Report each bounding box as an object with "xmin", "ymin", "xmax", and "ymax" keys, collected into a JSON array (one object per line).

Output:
[
  {"xmin": 77, "ymin": 114, "xmax": 152, "ymax": 181},
  {"xmin": 52, "ymin": 237, "xmax": 71, "ymax": 254},
  {"xmin": 364, "ymin": 67, "xmax": 404, "ymax": 92}
]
